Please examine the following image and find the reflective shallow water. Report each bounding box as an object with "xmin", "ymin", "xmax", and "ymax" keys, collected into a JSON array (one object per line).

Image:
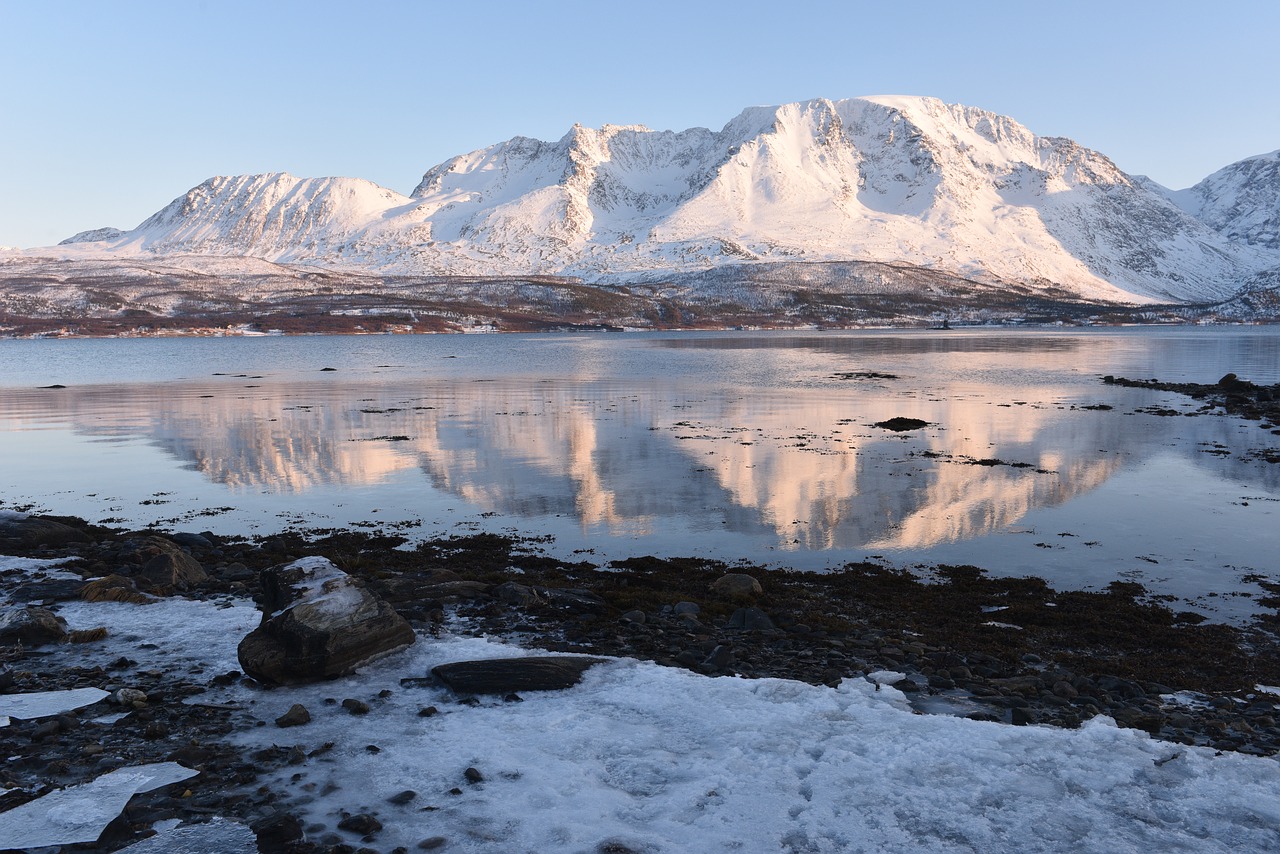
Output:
[{"xmin": 1, "ymin": 328, "xmax": 1277, "ymax": 619}]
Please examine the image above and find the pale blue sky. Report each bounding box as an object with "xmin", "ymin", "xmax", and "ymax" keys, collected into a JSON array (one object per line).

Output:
[{"xmin": 2, "ymin": 0, "xmax": 1276, "ymax": 248}]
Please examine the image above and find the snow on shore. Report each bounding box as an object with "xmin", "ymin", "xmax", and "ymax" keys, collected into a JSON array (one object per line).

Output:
[{"xmin": 46, "ymin": 593, "xmax": 1280, "ymax": 853}]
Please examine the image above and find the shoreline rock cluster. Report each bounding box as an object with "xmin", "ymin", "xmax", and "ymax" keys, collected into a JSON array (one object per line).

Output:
[
  {"xmin": 1103, "ymin": 373, "xmax": 1280, "ymax": 455},
  {"xmin": 2, "ymin": 505, "xmax": 1280, "ymax": 850}
]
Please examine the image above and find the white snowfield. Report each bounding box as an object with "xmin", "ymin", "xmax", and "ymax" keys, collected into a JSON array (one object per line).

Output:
[
  {"xmin": 30, "ymin": 96, "xmax": 1280, "ymax": 306},
  {"xmin": 30, "ymin": 591, "xmax": 1280, "ymax": 854}
]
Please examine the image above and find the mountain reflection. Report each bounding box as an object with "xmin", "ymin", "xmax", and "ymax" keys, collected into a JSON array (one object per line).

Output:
[{"xmin": 2, "ymin": 372, "xmax": 1273, "ymax": 551}]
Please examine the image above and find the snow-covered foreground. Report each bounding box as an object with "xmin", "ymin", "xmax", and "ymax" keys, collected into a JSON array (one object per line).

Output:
[{"xmin": 45, "ymin": 594, "xmax": 1280, "ymax": 853}]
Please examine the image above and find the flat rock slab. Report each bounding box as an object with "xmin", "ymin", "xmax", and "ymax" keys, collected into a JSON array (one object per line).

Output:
[{"xmin": 430, "ymin": 656, "xmax": 607, "ymax": 695}]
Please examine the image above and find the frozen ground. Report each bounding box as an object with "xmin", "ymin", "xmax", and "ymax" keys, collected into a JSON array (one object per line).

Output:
[{"xmin": 24, "ymin": 584, "xmax": 1280, "ymax": 853}]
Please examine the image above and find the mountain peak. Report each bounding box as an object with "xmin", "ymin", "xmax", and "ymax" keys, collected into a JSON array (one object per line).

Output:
[
  {"xmin": 34, "ymin": 97, "xmax": 1280, "ymax": 306},
  {"xmin": 1172, "ymin": 150, "xmax": 1280, "ymax": 248}
]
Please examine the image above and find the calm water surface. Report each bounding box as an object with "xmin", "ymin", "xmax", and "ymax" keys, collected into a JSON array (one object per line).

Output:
[{"xmin": 2, "ymin": 328, "xmax": 1278, "ymax": 619}]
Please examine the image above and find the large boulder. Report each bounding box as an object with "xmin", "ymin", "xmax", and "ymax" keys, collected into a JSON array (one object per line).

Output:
[
  {"xmin": 711, "ymin": 573, "xmax": 763, "ymax": 598},
  {"xmin": 129, "ymin": 537, "xmax": 207, "ymax": 594},
  {"xmin": 0, "ymin": 607, "xmax": 67, "ymax": 645},
  {"xmin": 80, "ymin": 575, "xmax": 152, "ymax": 605},
  {"xmin": 237, "ymin": 557, "xmax": 415, "ymax": 685},
  {"xmin": 0, "ymin": 514, "xmax": 92, "ymax": 550}
]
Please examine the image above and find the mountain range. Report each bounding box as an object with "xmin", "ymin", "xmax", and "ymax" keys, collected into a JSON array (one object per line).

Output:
[{"xmin": 4, "ymin": 96, "xmax": 1279, "ymax": 331}]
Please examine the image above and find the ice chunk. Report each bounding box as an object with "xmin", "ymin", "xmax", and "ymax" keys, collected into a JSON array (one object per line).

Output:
[
  {"xmin": 0, "ymin": 762, "xmax": 197, "ymax": 848},
  {"xmin": 866, "ymin": 669, "xmax": 906, "ymax": 685},
  {"xmin": 115, "ymin": 816, "xmax": 256, "ymax": 852},
  {"xmin": 0, "ymin": 687, "xmax": 108, "ymax": 724}
]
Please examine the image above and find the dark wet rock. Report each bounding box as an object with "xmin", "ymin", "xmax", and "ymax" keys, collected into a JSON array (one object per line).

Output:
[
  {"xmin": 702, "ymin": 645, "xmax": 734, "ymax": 670},
  {"xmin": 874, "ymin": 417, "xmax": 930, "ymax": 432},
  {"xmin": 219, "ymin": 562, "xmax": 256, "ymax": 583},
  {"xmin": 421, "ymin": 580, "xmax": 492, "ymax": 600},
  {"xmin": 138, "ymin": 548, "xmax": 208, "ymax": 594},
  {"xmin": 0, "ymin": 606, "xmax": 66, "ymax": 644},
  {"xmin": 492, "ymin": 582, "xmax": 542, "ymax": 606},
  {"xmin": 338, "ymin": 812, "xmax": 382, "ymax": 835},
  {"xmin": 418, "ymin": 837, "xmax": 448, "ymax": 850},
  {"xmin": 431, "ymin": 656, "xmax": 606, "ymax": 694},
  {"xmin": 252, "ymin": 811, "xmax": 304, "ymax": 851},
  {"xmin": 116, "ymin": 536, "xmax": 210, "ymax": 594},
  {"xmin": 621, "ymin": 609, "xmax": 647, "ymax": 625},
  {"xmin": 673, "ymin": 601, "xmax": 700, "ymax": 616},
  {"xmin": 1097, "ymin": 676, "xmax": 1145, "ymax": 699},
  {"xmin": 990, "ymin": 676, "xmax": 1042, "ymax": 693},
  {"xmin": 464, "ymin": 766, "xmax": 484, "ymax": 784},
  {"xmin": 237, "ymin": 557, "xmax": 416, "ymax": 685},
  {"xmin": 711, "ymin": 573, "xmax": 762, "ymax": 598},
  {"xmin": 275, "ymin": 703, "xmax": 312, "ymax": 727},
  {"xmin": 31, "ymin": 719, "xmax": 63, "ymax": 740},
  {"xmin": 388, "ymin": 789, "xmax": 417, "ymax": 805},
  {"xmin": 1052, "ymin": 680, "xmax": 1079, "ymax": 699},
  {"xmin": 540, "ymin": 587, "xmax": 607, "ymax": 612},
  {"xmin": 597, "ymin": 842, "xmax": 645, "ymax": 854},
  {"xmin": 1112, "ymin": 706, "xmax": 1166, "ymax": 734},
  {"xmin": 169, "ymin": 531, "xmax": 214, "ymax": 550},
  {"xmin": 0, "ymin": 515, "xmax": 91, "ymax": 549},
  {"xmin": 418, "ymin": 706, "xmax": 439, "ymax": 717},
  {"xmin": 341, "ymin": 698, "xmax": 371, "ymax": 715},
  {"xmin": 1011, "ymin": 707, "xmax": 1037, "ymax": 726},
  {"xmin": 726, "ymin": 607, "xmax": 777, "ymax": 633},
  {"xmin": 8, "ymin": 578, "xmax": 85, "ymax": 603}
]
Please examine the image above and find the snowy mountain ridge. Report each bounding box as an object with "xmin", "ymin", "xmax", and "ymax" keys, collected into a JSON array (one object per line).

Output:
[
  {"xmin": 1166, "ymin": 150, "xmax": 1280, "ymax": 250},
  {"xmin": 16, "ymin": 96, "xmax": 1280, "ymax": 307}
]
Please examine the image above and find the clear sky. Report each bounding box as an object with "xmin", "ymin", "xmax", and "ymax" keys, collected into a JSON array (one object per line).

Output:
[{"xmin": 2, "ymin": 0, "xmax": 1277, "ymax": 248}]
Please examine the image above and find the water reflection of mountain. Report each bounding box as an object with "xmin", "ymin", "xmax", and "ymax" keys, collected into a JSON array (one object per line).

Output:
[{"xmin": 3, "ymin": 375, "xmax": 1276, "ymax": 551}]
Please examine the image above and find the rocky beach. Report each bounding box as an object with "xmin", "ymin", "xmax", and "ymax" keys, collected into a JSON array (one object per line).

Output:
[{"xmin": 3, "ymin": 518, "xmax": 1280, "ymax": 849}]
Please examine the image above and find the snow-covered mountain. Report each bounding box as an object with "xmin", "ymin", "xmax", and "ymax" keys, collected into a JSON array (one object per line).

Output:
[
  {"xmin": 1166, "ymin": 150, "xmax": 1280, "ymax": 250},
  {"xmin": 20, "ymin": 96, "xmax": 1280, "ymax": 307}
]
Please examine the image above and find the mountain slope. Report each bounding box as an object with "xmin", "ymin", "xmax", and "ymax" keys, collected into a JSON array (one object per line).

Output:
[
  {"xmin": 25, "ymin": 97, "xmax": 1280, "ymax": 306},
  {"xmin": 1168, "ymin": 150, "xmax": 1280, "ymax": 249}
]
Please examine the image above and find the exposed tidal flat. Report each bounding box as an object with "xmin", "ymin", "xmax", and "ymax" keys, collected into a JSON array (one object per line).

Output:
[{"xmin": 2, "ymin": 329, "xmax": 1280, "ymax": 850}]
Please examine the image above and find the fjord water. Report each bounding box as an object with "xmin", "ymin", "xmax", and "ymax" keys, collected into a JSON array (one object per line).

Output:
[{"xmin": 1, "ymin": 328, "xmax": 1277, "ymax": 619}]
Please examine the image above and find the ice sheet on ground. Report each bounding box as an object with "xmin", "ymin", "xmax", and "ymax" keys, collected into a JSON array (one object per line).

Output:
[
  {"xmin": 54, "ymin": 596, "xmax": 260, "ymax": 676},
  {"xmin": 114, "ymin": 816, "xmax": 256, "ymax": 853},
  {"xmin": 221, "ymin": 635, "xmax": 1280, "ymax": 853},
  {"xmin": 0, "ymin": 687, "xmax": 108, "ymax": 724},
  {"xmin": 43, "ymin": 594, "xmax": 1280, "ymax": 852},
  {"xmin": 0, "ymin": 553, "xmax": 78, "ymax": 580},
  {"xmin": 0, "ymin": 762, "xmax": 198, "ymax": 848}
]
